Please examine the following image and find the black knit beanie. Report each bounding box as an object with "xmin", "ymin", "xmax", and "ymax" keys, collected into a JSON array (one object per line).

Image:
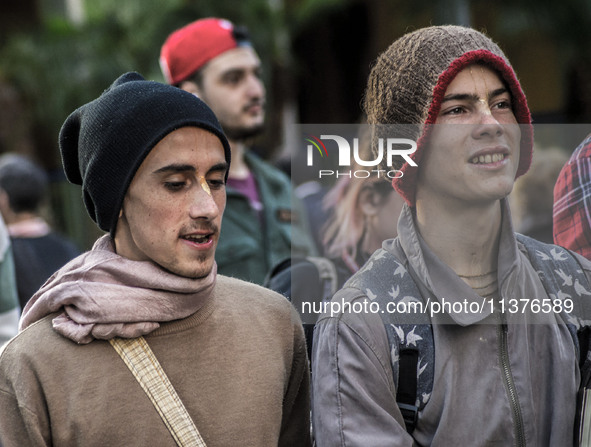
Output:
[{"xmin": 59, "ymin": 72, "xmax": 231, "ymax": 233}]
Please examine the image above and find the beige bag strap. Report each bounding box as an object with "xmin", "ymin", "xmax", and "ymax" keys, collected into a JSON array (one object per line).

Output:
[{"xmin": 110, "ymin": 337, "xmax": 207, "ymax": 447}]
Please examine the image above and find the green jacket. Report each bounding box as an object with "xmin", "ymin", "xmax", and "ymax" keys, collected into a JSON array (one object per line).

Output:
[{"xmin": 216, "ymin": 151, "xmax": 315, "ymax": 285}]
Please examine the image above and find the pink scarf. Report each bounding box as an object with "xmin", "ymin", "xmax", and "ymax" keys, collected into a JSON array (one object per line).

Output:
[{"xmin": 20, "ymin": 235, "xmax": 216, "ymax": 344}]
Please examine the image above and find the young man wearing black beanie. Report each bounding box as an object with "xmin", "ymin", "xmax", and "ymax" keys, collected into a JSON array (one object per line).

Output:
[
  {"xmin": 160, "ymin": 18, "xmax": 316, "ymax": 285},
  {"xmin": 0, "ymin": 72, "xmax": 311, "ymax": 446},
  {"xmin": 312, "ymin": 26, "xmax": 591, "ymax": 445}
]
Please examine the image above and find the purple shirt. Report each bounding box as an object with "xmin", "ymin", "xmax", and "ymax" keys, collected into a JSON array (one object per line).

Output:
[{"xmin": 227, "ymin": 172, "xmax": 263, "ymax": 214}]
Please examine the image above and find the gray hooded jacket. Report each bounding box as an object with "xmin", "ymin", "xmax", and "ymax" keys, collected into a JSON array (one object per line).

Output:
[{"xmin": 312, "ymin": 201, "xmax": 590, "ymax": 446}]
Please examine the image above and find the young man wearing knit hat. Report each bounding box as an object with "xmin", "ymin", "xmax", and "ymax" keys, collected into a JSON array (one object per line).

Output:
[
  {"xmin": 0, "ymin": 72, "xmax": 311, "ymax": 446},
  {"xmin": 312, "ymin": 26, "xmax": 591, "ymax": 445},
  {"xmin": 160, "ymin": 18, "xmax": 316, "ymax": 285}
]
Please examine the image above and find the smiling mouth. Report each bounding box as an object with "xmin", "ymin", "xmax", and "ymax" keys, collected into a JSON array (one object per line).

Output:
[{"xmin": 470, "ymin": 153, "xmax": 506, "ymax": 164}]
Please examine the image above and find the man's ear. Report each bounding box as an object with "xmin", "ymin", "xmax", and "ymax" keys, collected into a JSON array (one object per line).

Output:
[{"xmin": 179, "ymin": 80, "xmax": 201, "ymax": 97}]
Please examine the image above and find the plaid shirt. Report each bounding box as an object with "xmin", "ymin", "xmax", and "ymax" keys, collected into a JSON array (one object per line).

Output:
[{"xmin": 553, "ymin": 133, "xmax": 591, "ymax": 258}]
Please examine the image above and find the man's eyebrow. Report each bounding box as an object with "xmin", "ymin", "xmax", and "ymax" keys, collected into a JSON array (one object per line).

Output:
[
  {"xmin": 208, "ymin": 162, "xmax": 229, "ymax": 175},
  {"xmin": 152, "ymin": 162, "xmax": 228, "ymax": 175},
  {"xmin": 221, "ymin": 63, "xmax": 261, "ymax": 78},
  {"xmin": 221, "ymin": 67, "xmax": 246, "ymax": 78},
  {"xmin": 441, "ymin": 87, "xmax": 510, "ymax": 103},
  {"xmin": 153, "ymin": 164, "xmax": 195, "ymax": 175}
]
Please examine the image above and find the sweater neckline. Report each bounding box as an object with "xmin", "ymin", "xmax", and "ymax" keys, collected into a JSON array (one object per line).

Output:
[{"xmin": 148, "ymin": 292, "xmax": 218, "ymax": 337}]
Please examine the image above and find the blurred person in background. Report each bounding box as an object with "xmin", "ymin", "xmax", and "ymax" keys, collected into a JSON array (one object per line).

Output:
[
  {"xmin": 322, "ymin": 176, "xmax": 405, "ymax": 287},
  {"xmin": 553, "ymin": 133, "xmax": 591, "ymax": 257},
  {"xmin": 0, "ymin": 213, "xmax": 18, "ymax": 347},
  {"xmin": 510, "ymin": 146, "xmax": 568, "ymax": 243},
  {"xmin": 0, "ymin": 153, "xmax": 80, "ymax": 311},
  {"xmin": 160, "ymin": 17, "xmax": 316, "ymax": 285},
  {"xmin": 265, "ymin": 134, "xmax": 405, "ymax": 360}
]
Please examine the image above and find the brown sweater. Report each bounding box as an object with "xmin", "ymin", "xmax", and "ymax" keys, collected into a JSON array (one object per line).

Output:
[{"xmin": 0, "ymin": 275, "xmax": 311, "ymax": 446}]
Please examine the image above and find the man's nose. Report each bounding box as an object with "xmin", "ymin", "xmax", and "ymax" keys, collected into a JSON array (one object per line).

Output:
[
  {"xmin": 188, "ymin": 184, "xmax": 220, "ymax": 220},
  {"xmin": 472, "ymin": 102, "xmax": 504, "ymax": 138},
  {"xmin": 246, "ymin": 74, "xmax": 265, "ymax": 98}
]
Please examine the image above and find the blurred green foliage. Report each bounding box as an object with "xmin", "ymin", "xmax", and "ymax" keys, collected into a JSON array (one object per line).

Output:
[
  {"xmin": 0, "ymin": 0, "xmax": 285, "ymax": 156},
  {"xmin": 0, "ymin": 0, "xmax": 355, "ymax": 248},
  {"xmin": 5, "ymin": 0, "xmax": 587, "ymax": 166},
  {"xmin": 0, "ymin": 0, "xmax": 304, "ymax": 247}
]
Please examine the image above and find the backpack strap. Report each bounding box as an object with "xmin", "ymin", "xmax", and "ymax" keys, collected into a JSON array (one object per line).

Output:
[
  {"xmin": 515, "ymin": 233, "xmax": 591, "ymax": 363},
  {"xmin": 344, "ymin": 248, "xmax": 434, "ymax": 433},
  {"xmin": 515, "ymin": 234, "xmax": 591, "ymax": 445},
  {"xmin": 110, "ymin": 337, "xmax": 207, "ymax": 447}
]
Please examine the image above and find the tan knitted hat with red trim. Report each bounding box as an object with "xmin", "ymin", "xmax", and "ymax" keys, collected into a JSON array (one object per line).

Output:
[{"xmin": 363, "ymin": 25, "xmax": 533, "ymax": 206}]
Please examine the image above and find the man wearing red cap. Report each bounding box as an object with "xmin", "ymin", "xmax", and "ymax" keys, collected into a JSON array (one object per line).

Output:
[{"xmin": 160, "ymin": 18, "xmax": 315, "ymax": 285}]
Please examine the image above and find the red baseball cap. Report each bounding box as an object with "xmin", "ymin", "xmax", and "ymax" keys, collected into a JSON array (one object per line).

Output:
[{"xmin": 160, "ymin": 18, "xmax": 249, "ymax": 85}]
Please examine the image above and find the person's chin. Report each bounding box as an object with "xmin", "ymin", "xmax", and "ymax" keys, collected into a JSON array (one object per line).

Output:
[
  {"xmin": 225, "ymin": 123, "xmax": 265, "ymax": 141},
  {"xmin": 182, "ymin": 265, "xmax": 214, "ymax": 280},
  {"xmin": 159, "ymin": 257, "xmax": 215, "ymax": 279}
]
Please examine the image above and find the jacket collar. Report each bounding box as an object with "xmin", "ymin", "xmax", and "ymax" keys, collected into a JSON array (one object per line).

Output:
[{"xmin": 386, "ymin": 199, "xmax": 519, "ymax": 326}]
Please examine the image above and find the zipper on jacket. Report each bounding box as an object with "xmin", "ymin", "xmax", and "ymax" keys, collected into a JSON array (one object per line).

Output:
[{"xmin": 498, "ymin": 315, "xmax": 526, "ymax": 447}]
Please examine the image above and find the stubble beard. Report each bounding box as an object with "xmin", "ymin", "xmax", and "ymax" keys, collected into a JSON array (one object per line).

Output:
[
  {"xmin": 223, "ymin": 122, "xmax": 265, "ymax": 142},
  {"xmin": 168, "ymin": 254, "xmax": 215, "ymax": 280}
]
